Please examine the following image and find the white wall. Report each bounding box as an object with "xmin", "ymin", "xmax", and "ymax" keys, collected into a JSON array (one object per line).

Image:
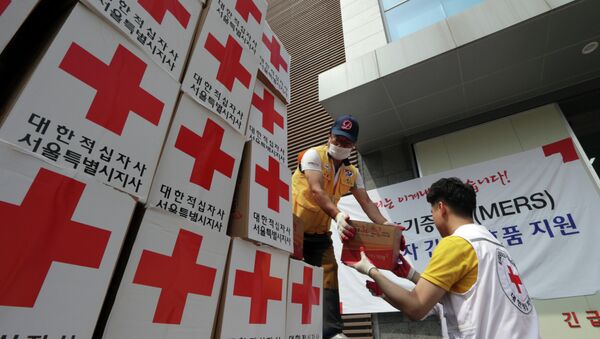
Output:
[
  {"xmin": 414, "ymin": 104, "xmax": 600, "ymax": 338},
  {"xmin": 340, "ymin": 0, "xmax": 387, "ymax": 61}
]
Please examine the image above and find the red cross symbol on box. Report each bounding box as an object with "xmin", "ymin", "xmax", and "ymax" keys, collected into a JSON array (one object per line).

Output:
[
  {"xmin": 133, "ymin": 228, "xmax": 217, "ymax": 324},
  {"xmin": 138, "ymin": 0, "xmax": 191, "ymax": 28},
  {"xmin": 0, "ymin": 0, "xmax": 10, "ymax": 16},
  {"xmin": 59, "ymin": 43, "xmax": 164, "ymax": 136},
  {"xmin": 205, "ymin": 33, "xmax": 251, "ymax": 92},
  {"xmin": 291, "ymin": 266, "xmax": 320, "ymax": 324},
  {"xmin": 174, "ymin": 118, "xmax": 235, "ymax": 190},
  {"xmin": 252, "ymin": 88, "xmax": 284, "ymax": 134},
  {"xmin": 508, "ymin": 266, "xmax": 523, "ymax": 294},
  {"xmin": 255, "ymin": 156, "xmax": 289, "ymax": 213},
  {"xmin": 235, "ymin": 0, "xmax": 262, "ymax": 23},
  {"xmin": 0, "ymin": 168, "xmax": 110, "ymax": 307},
  {"xmin": 262, "ymin": 34, "xmax": 288, "ymax": 72},
  {"xmin": 233, "ymin": 250, "xmax": 283, "ymax": 324}
]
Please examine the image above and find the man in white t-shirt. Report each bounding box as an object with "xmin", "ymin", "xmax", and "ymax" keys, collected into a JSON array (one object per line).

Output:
[{"xmin": 291, "ymin": 115, "xmax": 399, "ymax": 339}]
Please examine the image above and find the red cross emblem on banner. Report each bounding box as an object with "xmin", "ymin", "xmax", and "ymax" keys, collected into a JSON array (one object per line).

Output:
[
  {"xmin": 175, "ymin": 118, "xmax": 235, "ymax": 190},
  {"xmin": 0, "ymin": 168, "xmax": 110, "ymax": 307},
  {"xmin": 233, "ymin": 250, "xmax": 283, "ymax": 324},
  {"xmin": 138, "ymin": 0, "xmax": 191, "ymax": 28},
  {"xmin": 59, "ymin": 43, "xmax": 164, "ymax": 136},
  {"xmin": 0, "ymin": 0, "xmax": 10, "ymax": 16},
  {"xmin": 255, "ymin": 156, "xmax": 289, "ymax": 213},
  {"xmin": 235, "ymin": 0, "xmax": 262, "ymax": 23},
  {"xmin": 291, "ymin": 266, "xmax": 320, "ymax": 324},
  {"xmin": 508, "ymin": 266, "xmax": 523, "ymax": 294},
  {"xmin": 252, "ymin": 88, "xmax": 284, "ymax": 134},
  {"xmin": 205, "ymin": 33, "xmax": 251, "ymax": 92},
  {"xmin": 262, "ymin": 34, "xmax": 288, "ymax": 72},
  {"xmin": 133, "ymin": 229, "xmax": 217, "ymax": 324}
]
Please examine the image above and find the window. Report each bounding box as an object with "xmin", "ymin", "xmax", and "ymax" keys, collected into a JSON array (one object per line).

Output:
[{"xmin": 380, "ymin": 0, "xmax": 483, "ymax": 42}]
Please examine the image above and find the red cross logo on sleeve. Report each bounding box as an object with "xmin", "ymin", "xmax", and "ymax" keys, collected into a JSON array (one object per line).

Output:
[
  {"xmin": 262, "ymin": 34, "xmax": 288, "ymax": 72},
  {"xmin": 59, "ymin": 43, "xmax": 164, "ymax": 136},
  {"xmin": 204, "ymin": 34, "xmax": 251, "ymax": 92},
  {"xmin": 133, "ymin": 229, "xmax": 217, "ymax": 324},
  {"xmin": 174, "ymin": 118, "xmax": 235, "ymax": 190},
  {"xmin": 138, "ymin": 0, "xmax": 191, "ymax": 28},
  {"xmin": 508, "ymin": 266, "xmax": 523, "ymax": 294},
  {"xmin": 291, "ymin": 266, "xmax": 320, "ymax": 324},
  {"xmin": 251, "ymin": 88, "xmax": 284, "ymax": 134},
  {"xmin": 0, "ymin": 0, "xmax": 10, "ymax": 16},
  {"xmin": 233, "ymin": 250, "xmax": 283, "ymax": 324},
  {"xmin": 0, "ymin": 168, "xmax": 111, "ymax": 307},
  {"xmin": 255, "ymin": 156, "xmax": 289, "ymax": 213},
  {"xmin": 235, "ymin": 0, "xmax": 262, "ymax": 23}
]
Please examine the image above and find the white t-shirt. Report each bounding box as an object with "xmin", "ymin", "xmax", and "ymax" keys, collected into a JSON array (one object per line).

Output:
[{"xmin": 300, "ymin": 149, "xmax": 365, "ymax": 189}]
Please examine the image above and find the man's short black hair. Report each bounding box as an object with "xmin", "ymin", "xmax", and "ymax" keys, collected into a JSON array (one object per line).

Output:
[{"xmin": 426, "ymin": 177, "xmax": 476, "ymax": 218}]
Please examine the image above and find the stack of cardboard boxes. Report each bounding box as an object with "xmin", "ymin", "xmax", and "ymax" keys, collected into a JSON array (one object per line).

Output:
[{"xmin": 0, "ymin": 0, "xmax": 322, "ymax": 338}]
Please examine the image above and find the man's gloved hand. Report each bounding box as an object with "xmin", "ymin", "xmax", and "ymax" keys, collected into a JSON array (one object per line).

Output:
[
  {"xmin": 383, "ymin": 221, "xmax": 407, "ymax": 252},
  {"xmin": 392, "ymin": 253, "xmax": 416, "ymax": 281},
  {"xmin": 336, "ymin": 212, "xmax": 355, "ymax": 242},
  {"xmin": 349, "ymin": 247, "xmax": 376, "ymax": 276}
]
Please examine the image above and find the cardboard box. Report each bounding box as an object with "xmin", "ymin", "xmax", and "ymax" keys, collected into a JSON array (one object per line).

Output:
[
  {"xmin": 0, "ymin": 3, "xmax": 179, "ymax": 202},
  {"xmin": 285, "ymin": 259, "xmax": 323, "ymax": 339},
  {"xmin": 246, "ymin": 79, "xmax": 288, "ymax": 164},
  {"xmin": 341, "ymin": 221, "xmax": 404, "ymax": 270},
  {"xmin": 292, "ymin": 214, "xmax": 304, "ymax": 260},
  {"xmin": 229, "ymin": 141, "xmax": 293, "ymax": 253},
  {"xmin": 147, "ymin": 93, "xmax": 245, "ymax": 234},
  {"xmin": 0, "ymin": 0, "xmax": 39, "ymax": 53},
  {"xmin": 181, "ymin": 0, "xmax": 268, "ymax": 135},
  {"xmin": 80, "ymin": 0, "xmax": 203, "ymax": 80},
  {"xmin": 102, "ymin": 209, "xmax": 230, "ymax": 338},
  {"xmin": 258, "ymin": 22, "xmax": 291, "ymax": 103},
  {"xmin": 0, "ymin": 141, "xmax": 135, "ymax": 339},
  {"xmin": 215, "ymin": 238, "xmax": 289, "ymax": 339}
]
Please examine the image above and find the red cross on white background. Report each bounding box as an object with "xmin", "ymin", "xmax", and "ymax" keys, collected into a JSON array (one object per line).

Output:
[
  {"xmin": 291, "ymin": 266, "xmax": 320, "ymax": 324},
  {"xmin": 255, "ymin": 156, "xmax": 289, "ymax": 213},
  {"xmin": 235, "ymin": 0, "xmax": 262, "ymax": 23},
  {"xmin": 252, "ymin": 88, "xmax": 284, "ymax": 134},
  {"xmin": 0, "ymin": 168, "xmax": 110, "ymax": 307},
  {"xmin": 204, "ymin": 33, "xmax": 251, "ymax": 91},
  {"xmin": 133, "ymin": 229, "xmax": 217, "ymax": 324},
  {"xmin": 174, "ymin": 118, "xmax": 235, "ymax": 190},
  {"xmin": 0, "ymin": 0, "xmax": 10, "ymax": 16},
  {"xmin": 262, "ymin": 34, "xmax": 288, "ymax": 72},
  {"xmin": 508, "ymin": 266, "xmax": 523, "ymax": 294},
  {"xmin": 233, "ymin": 250, "xmax": 283, "ymax": 324},
  {"xmin": 59, "ymin": 43, "xmax": 164, "ymax": 136},
  {"xmin": 138, "ymin": 0, "xmax": 191, "ymax": 28}
]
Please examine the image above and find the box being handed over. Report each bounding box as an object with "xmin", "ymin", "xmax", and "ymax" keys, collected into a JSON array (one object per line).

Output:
[{"xmin": 340, "ymin": 221, "xmax": 404, "ymax": 270}]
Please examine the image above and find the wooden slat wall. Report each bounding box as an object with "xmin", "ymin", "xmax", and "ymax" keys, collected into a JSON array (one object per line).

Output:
[{"xmin": 266, "ymin": 0, "xmax": 358, "ymax": 172}]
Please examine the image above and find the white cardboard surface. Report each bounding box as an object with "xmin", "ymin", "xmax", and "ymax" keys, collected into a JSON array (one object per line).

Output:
[
  {"xmin": 80, "ymin": 0, "xmax": 202, "ymax": 80},
  {"xmin": 258, "ymin": 22, "xmax": 291, "ymax": 103},
  {"xmin": 182, "ymin": 0, "xmax": 268, "ymax": 134},
  {"xmin": 217, "ymin": 238, "xmax": 289, "ymax": 339},
  {"xmin": 246, "ymin": 79, "xmax": 288, "ymax": 164},
  {"xmin": 286, "ymin": 259, "xmax": 324, "ymax": 339},
  {"xmin": 0, "ymin": 0, "xmax": 39, "ymax": 53},
  {"xmin": 103, "ymin": 209, "xmax": 230, "ymax": 339},
  {"xmin": 148, "ymin": 93, "xmax": 245, "ymax": 234},
  {"xmin": 0, "ymin": 141, "xmax": 135, "ymax": 339},
  {"xmin": 0, "ymin": 4, "xmax": 179, "ymax": 202}
]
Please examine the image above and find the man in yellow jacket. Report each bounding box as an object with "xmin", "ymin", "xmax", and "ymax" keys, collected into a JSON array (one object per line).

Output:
[{"xmin": 292, "ymin": 115, "xmax": 395, "ymax": 339}]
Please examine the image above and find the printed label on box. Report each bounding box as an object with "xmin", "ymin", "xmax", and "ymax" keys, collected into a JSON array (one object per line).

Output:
[
  {"xmin": 286, "ymin": 259, "xmax": 323, "ymax": 339},
  {"xmin": 258, "ymin": 22, "xmax": 291, "ymax": 103}
]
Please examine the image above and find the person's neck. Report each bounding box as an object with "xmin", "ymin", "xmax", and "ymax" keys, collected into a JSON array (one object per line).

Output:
[{"xmin": 446, "ymin": 217, "xmax": 474, "ymax": 236}]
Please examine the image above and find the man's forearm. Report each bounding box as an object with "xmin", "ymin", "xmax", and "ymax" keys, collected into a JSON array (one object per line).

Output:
[
  {"xmin": 310, "ymin": 189, "xmax": 340, "ymax": 219},
  {"xmin": 368, "ymin": 269, "xmax": 423, "ymax": 320},
  {"xmin": 360, "ymin": 200, "xmax": 388, "ymax": 224}
]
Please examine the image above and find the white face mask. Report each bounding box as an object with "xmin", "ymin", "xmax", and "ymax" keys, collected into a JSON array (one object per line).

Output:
[{"xmin": 328, "ymin": 143, "xmax": 352, "ymax": 160}]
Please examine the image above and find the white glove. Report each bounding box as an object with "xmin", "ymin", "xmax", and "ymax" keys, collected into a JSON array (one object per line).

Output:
[
  {"xmin": 335, "ymin": 212, "xmax": 355, "ymax": 242},
  {"xmin": 351, "ymin": 248, "xmax": 376, "ymax": 276}
]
